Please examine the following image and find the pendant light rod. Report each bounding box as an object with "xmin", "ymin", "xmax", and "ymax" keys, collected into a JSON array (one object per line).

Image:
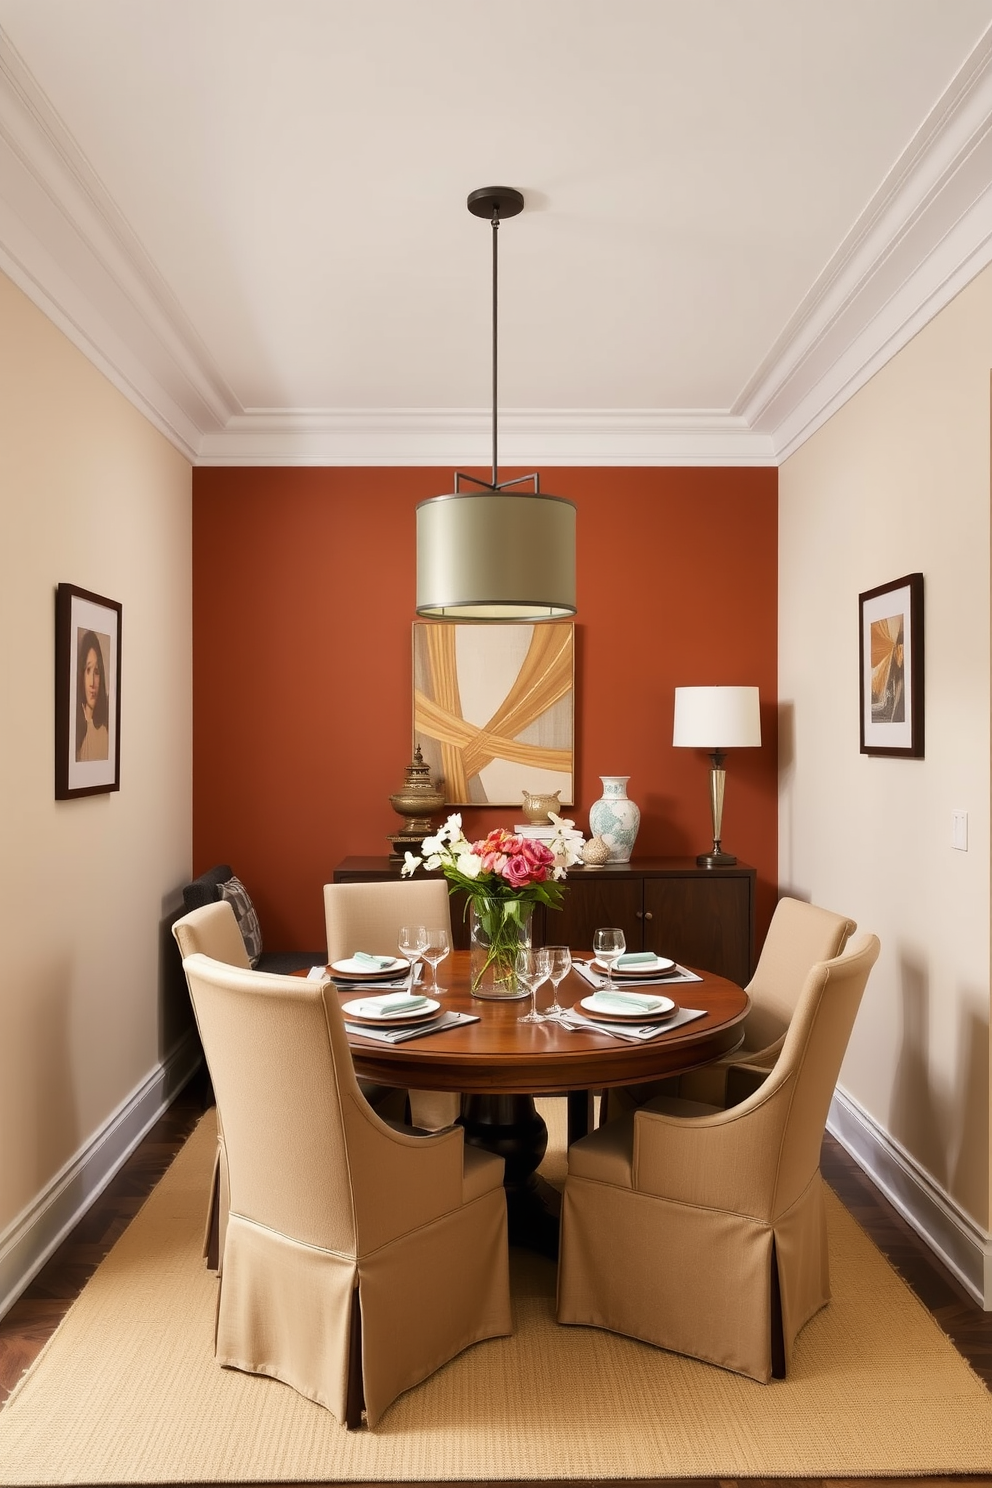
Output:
[
  {"xmin": 463, "ymin": 186, "xmax": 527, "ymax": 494},
  {"xmin": 491, "ymin": 199, "xmax": 498, "ymax": 486}
]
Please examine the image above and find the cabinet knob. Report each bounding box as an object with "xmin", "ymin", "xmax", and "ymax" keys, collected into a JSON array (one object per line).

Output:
[
  {"xmin": 635, "ymin": 910, "xmax": 643, "ymax": 919},
  {"xmin": 644, "ymin": 911, "xmax": 653, "ymax": 920}
]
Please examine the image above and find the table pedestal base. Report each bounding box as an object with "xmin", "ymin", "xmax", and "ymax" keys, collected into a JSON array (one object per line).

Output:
[{"xmin": 458, "ymin": 1094, "xmax": 561, "ymax": 1258}]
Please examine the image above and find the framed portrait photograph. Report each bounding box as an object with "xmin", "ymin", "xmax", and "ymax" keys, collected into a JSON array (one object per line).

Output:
[
  {"xmin": 859, "ymin": 572, "xmax": 924, "ymax": 758},
  {"xmin": 413, "ymin": 621, "xmax": 574, "ymax": 806},
  {"xmin": 55, "ymin": 583, "xmax": 122, "ymax": 798}
]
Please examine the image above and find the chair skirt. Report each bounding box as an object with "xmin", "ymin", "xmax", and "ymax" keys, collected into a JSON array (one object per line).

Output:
[
  {"xmin": 556, "ymin": 1171, "xmax": 830, "ymax": 1383},
  {"xmin": 217, "ymin": 1186, "xmax": 512, "ymax": 1427}
]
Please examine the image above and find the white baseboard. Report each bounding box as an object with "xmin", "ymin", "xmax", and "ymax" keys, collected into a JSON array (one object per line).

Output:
[
  {"xmin": 828, "ymin": 1085, "xmax": 992, "ymax": 1309},
  {"xmin": 0, "ymin": 1032, "xmax": 202, "ymax": 1320}
]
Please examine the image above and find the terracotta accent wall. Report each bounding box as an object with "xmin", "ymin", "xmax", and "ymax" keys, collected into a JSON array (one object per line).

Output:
[{"xmin": 192, "ymin": 466, "xmax": 777, "ymax": 952}]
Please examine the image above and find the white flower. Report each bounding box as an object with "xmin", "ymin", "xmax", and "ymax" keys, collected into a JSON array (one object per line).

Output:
[
  {"xmin": 546, "ymin": 812, "xmax": 583, "ymax": 873},
  {"xmin": 424, "ymin": 854, "xmax": 443, "ymax": 872},
  {"xmin": 456, "ymin": 851, "xmax": 483, "ymax": 879},
  {"xmin": 401, "ymin": 851, "xmax": 421, "ymax": 878},
  {"xmin": 432, "ymin": 812, "xmax": 462, "ymax": 846},
  {"xmin": 420, "ymin": 833, "xmax": 443, "ymax": 856}
]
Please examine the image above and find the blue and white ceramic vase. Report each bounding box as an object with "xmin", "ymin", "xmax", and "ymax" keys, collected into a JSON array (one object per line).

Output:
[{"xmin": 588, "ymin": 775, "xmax": 641, "ymax": 863}]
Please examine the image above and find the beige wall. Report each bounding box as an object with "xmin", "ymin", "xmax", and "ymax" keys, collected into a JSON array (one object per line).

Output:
[
  {"xmin": 0, "ymin": 271, "xmax": 192, "ymax": 1252},
  {"xmin": 780, "ymin": 264, "xmax": 992, "ymax": 1232}
]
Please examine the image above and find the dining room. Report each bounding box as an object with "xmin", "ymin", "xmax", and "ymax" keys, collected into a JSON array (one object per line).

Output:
[{"xmin": 1, "ymin": 2, "xmax": 991, "ymax": 1479}]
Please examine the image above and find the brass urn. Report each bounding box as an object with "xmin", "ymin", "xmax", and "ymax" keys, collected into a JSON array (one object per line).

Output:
[{"xmin": 387, "ymin": 746, "xmax": 446, "ymax": 861}]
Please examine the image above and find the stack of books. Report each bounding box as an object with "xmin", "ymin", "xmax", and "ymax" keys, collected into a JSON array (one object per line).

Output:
[{"xmin": 515, "ymin": 822, "xmax": 585, "ymax": 848}]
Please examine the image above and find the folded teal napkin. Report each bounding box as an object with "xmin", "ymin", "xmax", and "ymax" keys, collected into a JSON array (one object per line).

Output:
[
  {"xmin": 353, "ymin": 952, "xmax": 395, "ymax": 969},
  {"xmin": 588, "ymin": 990, "xmax": 672, "ymax": 1014},
  {"xmin": 356, "ymin": 992, "xmax": 430, "ymax": 1018},
  {"xmin": 616, "ymin": 952, "xmax": 658, "ymax": 967}
]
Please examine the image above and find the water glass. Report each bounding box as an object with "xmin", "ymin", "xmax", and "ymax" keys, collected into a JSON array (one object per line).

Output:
[
  {"xmin": 592, "ymin": 927, "xmax": 626, "ymax": 988},
  {"xmin": 543, "ymin": 946, "xmax": 572, "ymax": 1020},
  {"xmin": 397, "ymin": 924, "xmax": 429, "ymax": 992},
  {"xmin": 515, "ymin": 946, "xmax": 551, "ymax": 1024},
  {"xmin": 422, "ymin": 927, "xmax": 451, "ymax": 993}
]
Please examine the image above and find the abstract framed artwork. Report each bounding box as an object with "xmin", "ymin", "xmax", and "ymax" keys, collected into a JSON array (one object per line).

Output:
[
  {"xmin": 413, "ymin": 622, "xmax": 574, "ymax": 807},
  {"xmin": 859, "ymin": 572, "xmax": 924, "ymax": 759},
  {"xmin": 55, "ymin": 583, "xmax": 122, "ymax": 798}
]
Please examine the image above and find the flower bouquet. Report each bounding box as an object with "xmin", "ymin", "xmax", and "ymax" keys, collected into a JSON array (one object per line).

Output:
[{"xmin": 401, "ymin": 813, "xmax": 582, "ymax": 997}]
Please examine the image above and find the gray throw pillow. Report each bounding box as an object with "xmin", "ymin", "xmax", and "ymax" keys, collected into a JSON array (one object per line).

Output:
[{"xmin": 218, "ymin": 875, "xmax": 263, "ymax": 968}]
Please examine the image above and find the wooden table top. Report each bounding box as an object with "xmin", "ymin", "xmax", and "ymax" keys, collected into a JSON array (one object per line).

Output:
[{"xmin": 337, "ymin": 951, "xmax": 749, "ymax": 1095}]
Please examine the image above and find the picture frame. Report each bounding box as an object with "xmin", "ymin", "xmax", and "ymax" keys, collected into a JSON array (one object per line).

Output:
[
  {"xmin": 859, "ymin": 572, "xmax": 924, "ymax": 758},
  {"xmin": 413, "ymin": 621, "xmax": 574, "ymax": 807},
  {"xmin": 55, "ymin": 583, "xmax": 122, "ymax": 798}
]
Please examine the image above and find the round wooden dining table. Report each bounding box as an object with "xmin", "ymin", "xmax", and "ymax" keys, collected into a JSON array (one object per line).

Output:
[{"xmin": 339, "ymin": 950, "xmax": 749, "ymax": 1255}]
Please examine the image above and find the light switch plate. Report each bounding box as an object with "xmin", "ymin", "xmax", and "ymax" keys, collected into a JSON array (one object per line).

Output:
[{"xmin": 952, "ymin": 810, "xmax": 968, "ymax": 851}]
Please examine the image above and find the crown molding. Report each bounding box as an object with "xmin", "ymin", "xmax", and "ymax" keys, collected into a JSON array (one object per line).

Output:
[
  {"xmin": 0, "ymin": 30, "xmax": 238, "ymax": 462},
  {"xmin": 195, "ymin": 409, "xmax": 776, "ymax": 466},
  {"xmin": 2, "ymin": 25, "xmax": 992, "ymax": 467},
  {"xmin": 741, "ymin": 24, "xmax": 992, "ymax": 461}
]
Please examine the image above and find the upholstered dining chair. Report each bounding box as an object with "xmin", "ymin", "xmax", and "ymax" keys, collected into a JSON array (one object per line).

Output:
[
  {"xmin": 605, "ymin": 896, "xmax": 857, "ymax": 1118},
  {"xmin": 173, "ymin": 901, "xmax": 407, "ymax": 1270},
  {"xmin": 324, "ymin": 878, "xmax": 459, "ymax": 1129},
  {"xmin": 557, "ymin": 933, "xmax": 880, "ymax": 1383},
  {"xmin": 180, "ymin": 952, "xmax": 512, "ymax": 1428}
]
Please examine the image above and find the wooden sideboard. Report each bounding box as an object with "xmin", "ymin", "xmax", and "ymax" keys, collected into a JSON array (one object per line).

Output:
[{"xmin": 332, "ymin": 857, "xmax": 756, "ymax": 986}]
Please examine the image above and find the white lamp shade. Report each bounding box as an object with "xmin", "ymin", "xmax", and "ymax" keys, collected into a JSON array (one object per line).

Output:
[{"xmin": 673, "ymin": 685, "xmax": 761, "ymax": 748}]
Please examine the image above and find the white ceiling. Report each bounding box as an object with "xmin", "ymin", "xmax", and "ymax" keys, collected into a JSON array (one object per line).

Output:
[{"xmin": 1, "ymin": 0, "xmax": 992, "ymax": 466}]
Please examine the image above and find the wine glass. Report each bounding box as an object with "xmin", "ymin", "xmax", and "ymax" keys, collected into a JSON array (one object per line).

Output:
[
  {"xmin": 515, "ymin": 946, "xmax": 551, "ymax": 1024},
  {"xmin": 543, "ymin": 945, "xmax": 572, "ymax": 1021},
  {"xmin": 592, "ymin": 927, "xmax": 626, "ymax": 989},
  {"xmin": 421, "ymin": 927, "xmax": 451, "ymax": 993},
  {"xmin": 397, "ymin": 924, "xmax": 428, "ymax": 993}
]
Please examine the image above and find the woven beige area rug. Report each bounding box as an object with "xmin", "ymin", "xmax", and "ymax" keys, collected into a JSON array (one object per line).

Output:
[{"xmin": 1, "ymin": 1106, "xmax": 992, "ymax": 1483}]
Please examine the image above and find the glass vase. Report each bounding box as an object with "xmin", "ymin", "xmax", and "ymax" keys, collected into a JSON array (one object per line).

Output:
[{"xmin": 469, "ymin": 897, "xmax": 534, "ymax": 999}]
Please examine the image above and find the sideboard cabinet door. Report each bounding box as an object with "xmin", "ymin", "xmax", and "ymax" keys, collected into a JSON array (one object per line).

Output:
[
  {"xmin": 546, "ymin": 877, "xmax": 643, "ymax": 952},
  {"xmin": 643, "ymin": 877, "xmax": 752, "ymax": 986}
]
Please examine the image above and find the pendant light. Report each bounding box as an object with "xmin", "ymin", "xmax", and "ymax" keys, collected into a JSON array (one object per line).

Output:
[{"xmin": 416, "ymin": 187, "xmax": 577, "ymax": 621}]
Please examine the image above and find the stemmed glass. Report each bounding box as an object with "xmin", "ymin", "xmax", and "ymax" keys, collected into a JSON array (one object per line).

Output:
[
  {"xmin": 421, "ymin": 927, "xmax": 451, "ymax": 993},
  {"xmin": 397, "ymin": 924, "xmax": 428, "ymax": 994},
  {"xmin": 592, "ymin": 927, "xmax": 626, "ymax": 989},
  {"xmin": 543, "ymin": 945, "xmax": 572, "ymax": 1021},
  {"xmin": 515, "ymin": 946, "xmax": 551, "ymax": 1024}
]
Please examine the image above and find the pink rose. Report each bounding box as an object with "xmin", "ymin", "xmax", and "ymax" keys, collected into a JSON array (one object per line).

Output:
[
  {"xmin": 520, "ymin": 838, "xmax": 554, "ymax": 869},
  {"xmin": 501, "ymin": 853, "xmax": 534, "ymax": 888}
]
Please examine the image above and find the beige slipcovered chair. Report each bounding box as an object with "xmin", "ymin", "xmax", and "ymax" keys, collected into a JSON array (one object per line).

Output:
[
  {"xmin": 606, "ymin": 896, "xmax": 857, "ymax": 1118},
  {"xmin": 181, "ymin": 951, "xmax": 512, "ymax": 1428},
  {"xmin": 324, "ymin": 878, "xmax": 458, "ymax": 1129},
  {"xmin": 173, "ymin": 901, "xmax": 406, "ymax": 1269},
  {"xmin": 557, "ymin": 933, "xmax": 880, "ymax": 1382}
]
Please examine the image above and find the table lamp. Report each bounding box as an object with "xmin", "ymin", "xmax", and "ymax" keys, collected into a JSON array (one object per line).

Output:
[{"xmin": 673, "ymin": 686, "xmax": 761, "ymax": 866}]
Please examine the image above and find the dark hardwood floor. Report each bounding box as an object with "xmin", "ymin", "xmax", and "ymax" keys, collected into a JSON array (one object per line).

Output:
[{"xmin": 1, "ymin": 1070, "xmax": 990, "ymax": 1487}]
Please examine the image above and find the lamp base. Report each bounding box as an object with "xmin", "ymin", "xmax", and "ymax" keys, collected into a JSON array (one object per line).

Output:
[{"xmin": 696, "ymin": 849, "xmax": 738, "ymax": 868}]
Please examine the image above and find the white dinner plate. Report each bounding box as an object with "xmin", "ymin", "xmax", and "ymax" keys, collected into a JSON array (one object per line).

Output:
[
  {"xmin": 342, "ymin": 995, "xmax": 441, "ymax": 1025},
  {"xmin": 331, "ymin": 956, "xmax": 411, "ymax": 981},
  {"xmin": 592, "ymin": 955, "xmax": 677, "ymax": 978},
  {"xmin": 578, "ymin": 993, "xmax": 677, "ymax": 1023}
]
